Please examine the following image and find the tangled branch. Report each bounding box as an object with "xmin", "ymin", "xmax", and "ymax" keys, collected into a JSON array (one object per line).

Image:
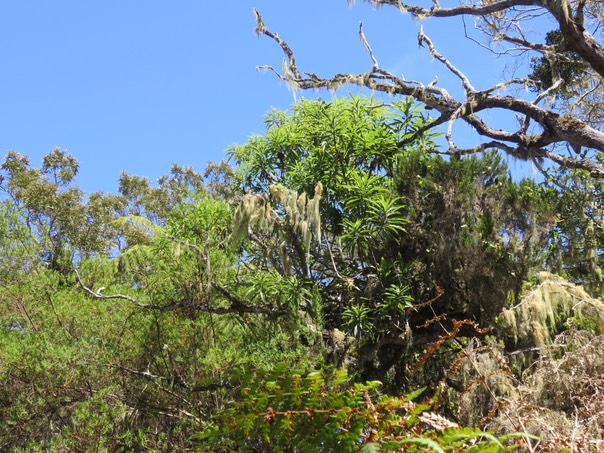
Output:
[
  {"xmin": 254, "ymin": 3, "xmax": 604, "ymax": 177},
  {"xmin": 74, "ymin": 268, "xmax": 276, "ymax": 315}
]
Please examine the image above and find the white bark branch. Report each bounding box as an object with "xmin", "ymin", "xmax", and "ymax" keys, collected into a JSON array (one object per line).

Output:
[{"xmin": 74, "ymin": 268, "xmax": 277, "ymax": 314}]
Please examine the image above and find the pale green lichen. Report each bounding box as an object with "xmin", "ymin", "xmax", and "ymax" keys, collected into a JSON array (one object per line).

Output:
[
  {"xmin": 232, "ymin": 183, "xmax": 323, "ymax": 273},
  {"xmin": 499, "ymin": 272, "xmax": 604, "ymax": 348}
]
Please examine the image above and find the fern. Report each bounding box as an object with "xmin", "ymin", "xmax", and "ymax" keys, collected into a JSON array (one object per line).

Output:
[{"xmin": 203, "ymin": 368, "xmax": 528, "ymax": 452}]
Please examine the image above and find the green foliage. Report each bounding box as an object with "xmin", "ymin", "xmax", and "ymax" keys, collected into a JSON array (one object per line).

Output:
[
  {"xmin": 342, "ymin": 303, "xmax": 374, "ymax": 339},
  {"xmin": 2, "ymin": 97, "xmax": 603, "ymax": 451},
  {"xmin": 230, "ymin": 96, "xmax": 557, "ymax": 395},
  {"xmin": 202, "ymin": 368, "xmax": 524, "ymax": 452},
  {"xmin": 0, "ymin": 265, "xmax": 152, "ymax": 450},
  {"xmin": 230, "ymin": 95, "xmax": 432, "ymax": 222},
  {"xmin": 0, "ymin": 149, "xmax": 125, "ymax": 267},
  {"xmin": 118, "ymin": 163, "xmax": 206, "ymax": 223},
  {"xmin": 0, "ymin": 200, "xmax": 38, "ymax": 280},
  {"xmin": 539, "ymin": 164, "xmax": 604, "ymax": 296},
  {"xmin": 394, "ymin": 149, "xmax": 554, "ymax": 320},
  {"xmin": 341, "ymin": 171, "xmax": 407, "ymax": 260},
  {"xmin": 529, "ymin": 30, "xmax": 585, "ymax": 100}
]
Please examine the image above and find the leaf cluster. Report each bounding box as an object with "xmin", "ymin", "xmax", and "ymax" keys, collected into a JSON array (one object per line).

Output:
[{"xmin": 203, "ymin": 368, "xmax": 525, "ymax": 452}]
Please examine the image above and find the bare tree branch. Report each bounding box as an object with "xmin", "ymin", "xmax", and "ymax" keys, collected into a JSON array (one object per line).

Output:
[
  {"xmin": 547, "ymin": 0, "xmax": 604, "ymax": 78},
  {"xmin": 419, "ymin": 26, "xmax": 475, "ymax": 93},
  {"xmin": 74, "ymin": 268, "xmax": 140, "ymax": 304},
  {"xmin": 366, "ymin": 0, "xmax": 604, "ymax": 76},
  {"xmin": 74, "ymin": 268, "xmax": 277, "ymax": 315},
  {"xmin": 359, "ymin": 22, "xmax": 379, "ymax": 70},
  {"xmin": 359, "ymin": 0, "xmax": 541, "ymax": 18},
  {"xmin": 254, "ymin": 4, "xmax": 604, "ymax": 177},
  {"xmin": 254, "ymin": 8, "xmax": 301, "ymax": 79}
]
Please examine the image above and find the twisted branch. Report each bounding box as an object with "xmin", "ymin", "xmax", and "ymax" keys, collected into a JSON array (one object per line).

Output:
[
  {"xmin": 254, "ymin": 6, "xmax": 604, "ymax": 177},
  {"xmin": 74, "ymin": 268, "xmax": 276, "ymax": 315}
]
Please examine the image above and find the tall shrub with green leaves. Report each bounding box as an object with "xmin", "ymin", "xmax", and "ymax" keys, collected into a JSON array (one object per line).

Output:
[{"xmin": 230, "ymin": 96, "xmax": 555, "ymax": 390}]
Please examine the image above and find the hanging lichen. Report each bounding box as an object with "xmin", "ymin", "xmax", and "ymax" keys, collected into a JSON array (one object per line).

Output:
[
  {"xmin": 278, "ymin": 240, "xmax": 292, "ymax": 276},
  {"xmin": 232, "ymin": 193, "xmax": 275, "ymax": 244},
  {"xmin": 233, "ymin": 183, "xmax": 322, "ymax": 274},
  {"xmin": 498, "ymin": 272, "xmax": 604, "ymax": 349}
]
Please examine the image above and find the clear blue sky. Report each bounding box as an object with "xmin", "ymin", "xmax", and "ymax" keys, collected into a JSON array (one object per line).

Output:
[{"xmin": 0, "ymin": 1, "xmax": 530, "ymax": 194}]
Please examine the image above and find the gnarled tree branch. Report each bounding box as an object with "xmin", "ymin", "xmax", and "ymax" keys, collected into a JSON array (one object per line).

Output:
[
  {"xmin": 254, "ymin": 5, "xmax": 604, "ymax": 177},
  {"xmin": 74, "ymin": 268, "xmax": 276, "ymax": 315}
]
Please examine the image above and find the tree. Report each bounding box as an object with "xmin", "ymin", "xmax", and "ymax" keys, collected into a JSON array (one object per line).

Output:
[
  {"xmin": 0, "ymin": 153, "xmax": 320, "ymax": 450},
  {"xmin": 230, "ymin": 96, "xmax": 555, "ymax": 392},
  {"xmin": 0, "ymin": 149, "xmax": 125, "ymax": 270},
  {"xmin": 540, "ymin": 163, "xmax": 604, "ymax": 295},
  {"xmin": 117, "ymin": 162, "xmax": 206, "ymax": 224},
  {"xmin": 253, "ymin": 0, "xmax": 604, "ymax": 177},
  {"xmin": 0, "ymin": 149, "xmax": 214, "ymax": 272}
]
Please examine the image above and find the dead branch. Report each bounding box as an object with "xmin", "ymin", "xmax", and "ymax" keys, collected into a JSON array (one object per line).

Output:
[
  {"xmin": 362, "ymin": 0, "xmax": 604, "ymax": 78},
  {"xmin": 74, "ymin": 268, "xmax": 277, "ymax": 315},
  {"xmin": 254, "ymin": 6, "xmax": 604, "ymax": 177}
]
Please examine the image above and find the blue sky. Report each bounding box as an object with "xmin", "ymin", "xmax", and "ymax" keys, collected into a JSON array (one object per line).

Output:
[{"xmin": 0, "ymin": 1, "xmax": 532, "ymax": 194}]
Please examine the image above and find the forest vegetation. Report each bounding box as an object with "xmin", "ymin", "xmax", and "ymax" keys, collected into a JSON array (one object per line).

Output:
[
  {"xmin": 1, "ymin": 96, "xmax": 603, "ymax": 451},
  {"xmin": 2, "ymin": 1, "xmax": 604, "ymax": 451}
]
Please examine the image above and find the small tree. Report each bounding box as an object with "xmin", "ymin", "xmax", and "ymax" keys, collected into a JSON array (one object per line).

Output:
[{"xmin": 230, "ymin": 96, "xmax": 554, "ymax": 391}]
